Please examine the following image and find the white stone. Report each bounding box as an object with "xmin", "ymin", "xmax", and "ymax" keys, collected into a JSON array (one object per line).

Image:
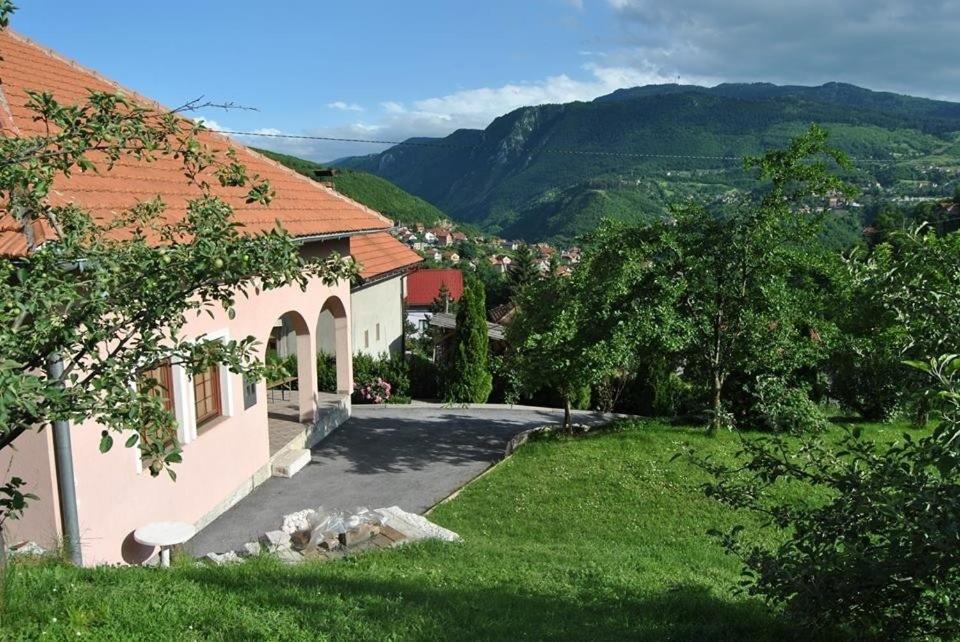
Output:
[
  {"xmin": 237, "ymin": 542, "xmax": 261, "ymax": 557},
  {"xmin": 272, "ymin": 449, "xmax": 311, "ymax": 478},
  {"xmin": 8, "ymin": 541, "xmax": 46, "ymax": 557},
  {"xmin": 274, "ymin": 548, "xmax": 303, "ymax": 565},
  {"xmin": 204, "ymin": 551, "xmax": 241, "ymax": 566},
  {"xmin": 373, "ymin": 506, "xmax": 461, "ymax": 543},
  {"xmin": 281, "ymin": 508, "xmax": 319, "ymax": 534},
  {"xmin": 259, "ymin": 530, "xmax": 291, "ymax": 551}
]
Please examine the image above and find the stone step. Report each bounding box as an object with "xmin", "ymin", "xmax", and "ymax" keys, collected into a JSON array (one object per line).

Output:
[{"xmin": 271, "ymin": 449, "xmax": 311, "ymax": 478}]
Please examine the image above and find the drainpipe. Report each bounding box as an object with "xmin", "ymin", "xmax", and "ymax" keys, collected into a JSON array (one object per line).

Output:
[{"xmin": 46, "ymin": 354, "xmax": 83, "ymax": 566}]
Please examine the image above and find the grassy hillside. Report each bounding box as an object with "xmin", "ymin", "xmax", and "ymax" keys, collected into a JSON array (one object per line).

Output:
[
  {"xmin": 337, "ymin": 83, "xmax": 960, "ymax": 242},
  {"xmin": 253, "ymin": 147, "xmax": 448, "ymax": 227},
  {"xmin": 4, "ymin": 419, "xmax": 920, "ymax": 640}
]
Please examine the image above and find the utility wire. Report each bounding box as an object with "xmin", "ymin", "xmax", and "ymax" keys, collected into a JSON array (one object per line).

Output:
[{"xmin": 218, "ymin": 129, "xmax": 904, "ymax": 164}]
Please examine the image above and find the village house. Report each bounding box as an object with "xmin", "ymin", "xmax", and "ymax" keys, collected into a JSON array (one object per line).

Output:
[
  {"xmin": 318, "ymin": 234, "xmax": 421, "ymax": 358},
  {"xmin": 489, "ymin": 254, "xmax": 513, "ymax": 274},
  {"xmin": 428, "ymin": 228, "xmax": 453, "ymax": 246},
  {"xmin": 452, "ymin": 231, "xmax": 467, "ymax": 243},
  {"xmin": 405, "ymin": 268, "xmax": 464, "ymax": 336},
  {"xmin": 0, "ymin": 30, "xmax": 419, "ymax": 566}
]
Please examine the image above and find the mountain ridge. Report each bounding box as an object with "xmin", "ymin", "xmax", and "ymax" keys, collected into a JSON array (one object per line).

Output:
[{"xmin": 334, "ymin": 82, "xmax": 960, "ymax": 241}]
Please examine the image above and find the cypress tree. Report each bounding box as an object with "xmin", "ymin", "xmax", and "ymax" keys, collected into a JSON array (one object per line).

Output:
[{"xmin": 443, "ymin": 277, "xmax": 492, "ymax": 403}]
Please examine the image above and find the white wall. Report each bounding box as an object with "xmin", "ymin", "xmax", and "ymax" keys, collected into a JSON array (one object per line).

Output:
[
  {"xmin": 317, "ymin": 273, "xmax": 406, "ymax": 358},
  {"xmin": 350, "ymin": 276, "xmax": 404, "ymax": 357}
]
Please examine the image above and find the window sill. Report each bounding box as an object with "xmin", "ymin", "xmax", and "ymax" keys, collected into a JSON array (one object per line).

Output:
[{"xmin": 195, "ymin": 414, "xmax": 229, "ymax": 438}]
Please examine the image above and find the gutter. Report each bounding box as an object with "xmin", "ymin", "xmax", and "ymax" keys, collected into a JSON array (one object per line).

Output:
[{"xmin": 292, "ymin": 227, "xmax": 387, "ymax": 244}]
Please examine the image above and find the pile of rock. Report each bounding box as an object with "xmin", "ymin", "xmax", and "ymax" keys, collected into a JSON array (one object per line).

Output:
[
  {"xmin": 202, "ymin": 505, "xmax": 459, "ymax": 566},
  {"xmin": 5, "ymin": 541, "xmax": 47, "ymax": 558}
]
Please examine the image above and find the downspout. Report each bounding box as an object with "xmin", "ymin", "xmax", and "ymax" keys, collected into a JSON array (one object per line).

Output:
[{"xmin": 46, "ymin": 354, "xmax": 83, "ymax": 566}]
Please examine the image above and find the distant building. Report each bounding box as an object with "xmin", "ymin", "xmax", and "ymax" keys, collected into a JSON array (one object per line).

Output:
[{"xmin": 405, "ymin": 268, "xmax": 465, "ymax": 336}]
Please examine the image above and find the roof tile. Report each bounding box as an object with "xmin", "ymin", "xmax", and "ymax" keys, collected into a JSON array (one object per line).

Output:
[
  {"xmin": 350, "ymin": 232, "xmax": 422, "ymax": 280},
  {"xmin": 0, "ymin": 30, "xmax": 391, "ymax": 256}
]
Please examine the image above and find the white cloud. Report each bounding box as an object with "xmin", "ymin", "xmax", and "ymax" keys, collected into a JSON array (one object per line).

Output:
[
  {"xmin": 194, "ymin": 117, "xmax": 225, "ymax": 131},
  {"xmin": 216, "ymin": 60, "xmax": 718, "ymax": 162},
  {"xmin": 327, "ymin": 101, "xmax": 364, "ymax": 112},
  {"xmin": 605, "ymin": 0, "xmax": 960, "ymax": 101}
]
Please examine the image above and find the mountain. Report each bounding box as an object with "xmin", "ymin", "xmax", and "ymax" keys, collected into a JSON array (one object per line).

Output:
[
  {"xmin": 335, "ymin": 82, "xmax": 960, "ymax": 242},
  {"xmin": 252, "ymin": 148, "xmax": 448, "ymax": 227}
]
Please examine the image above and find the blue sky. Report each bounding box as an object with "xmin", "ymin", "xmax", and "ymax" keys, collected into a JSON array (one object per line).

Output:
[{"xmin": 12, "ymin": 1, "xmax": 960, "ymax": 160}]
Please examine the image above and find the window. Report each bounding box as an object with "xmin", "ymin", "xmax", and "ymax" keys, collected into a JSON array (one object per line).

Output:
[
  {"xmin": 375, "ymin": 323, "xmax": 380, "ymax": 341},
  {"xmin": 242, "ymin": 376, "xmax": 257, "ymax": 410},
  {"xmin": 140, "ymin": 361, "xmax": 174, "ymax": 413},
  {"xmin": 364, "ymin": 330, "xmax": 369, "ymax": 349},
  {"xmin": 193, "ymin": 364, "xmax": 222, "ymax": 427}
]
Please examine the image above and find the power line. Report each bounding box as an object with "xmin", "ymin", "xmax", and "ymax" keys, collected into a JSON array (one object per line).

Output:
[{"xmin": 218, "ymin": 129, "xmax": 908, "ymax": 164}]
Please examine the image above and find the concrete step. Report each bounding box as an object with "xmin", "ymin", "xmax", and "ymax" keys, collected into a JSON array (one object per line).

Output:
[{"xmin": 271, "ymin": 449, "xmax": 311, "ymax": 478}]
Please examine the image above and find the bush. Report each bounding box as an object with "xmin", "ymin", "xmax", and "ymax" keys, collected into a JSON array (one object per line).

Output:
[
  {"xmin": 689, "ymin": 355, "xmax": 960, "ymax": 639},
  {"xmin": 749, "ymin": 376, "xmax": 827, "ymax": 433},
  {"xmin": 317, "ymin": 352, "xmax": 337, "ymax": 393},
  {"xmin": 442, "ymin": 278, "xmax": 492, "ymax": 403},
  {"xmin": 607, "ymin": 359, "xmax": 702, "ymax": 417},
  {"xmin": 407, "ymin": 353, "xmax": 439, "ymax": 399},
  {"xmin": 355, "ymin": 377, "xmax": 391, "ymax": 404},
  {"xmin": 829, "ymin": 342, "xmax": 909, "ymax": 422},
  {"xmin": 352, "ymin": 352, "xmax": 411, "ymax": 402}
]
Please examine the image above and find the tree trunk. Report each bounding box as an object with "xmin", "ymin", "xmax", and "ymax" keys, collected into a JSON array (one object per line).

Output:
[
  {"xmin": 563, "ymin": 396, "xmax": 572, "ymax": 435},
  {"xmin": 710, "ymin": 372, "xmax": 723, "ymax": 434}
]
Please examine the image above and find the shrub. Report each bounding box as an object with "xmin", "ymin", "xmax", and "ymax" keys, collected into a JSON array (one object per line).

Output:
[
  {"xmin": 442, "ymin": 278, "xmax": 492, "ymax": 403},
  {"xmin": 407, "ymin": 353, "xmax": 439, "ymax": 399},
  {"xmin": 317, "ymin": 352, "xmax": 337, "ymax": 393},
  {"xmin": 355, "ymin": 377, "xmax": 391, "ymax": 404},
  {"xmin": 689, "ymin": 355, "xmax": 960, "ymax": 640},
  {"xmin": 351, "ymin": 352, "xmax": 412, "ymax": 403},
  {"xmin": 749, "ymin": 376, "xmax": 827, "ymax": 433}
]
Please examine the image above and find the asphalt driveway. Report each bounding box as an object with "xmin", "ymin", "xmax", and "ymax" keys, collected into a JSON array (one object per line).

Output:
[{"xmin": 189, "ymin": 404, "xmax": 614, "ymax": 556}]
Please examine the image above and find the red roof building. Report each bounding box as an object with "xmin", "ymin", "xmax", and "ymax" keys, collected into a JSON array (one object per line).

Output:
[
  {"xmin": 0, "ymin": 30, "xmax": 392, "ymax": 256},
  {"xmin": 405, "ymin": 268, "xmax": 464, "ymax": 308}
]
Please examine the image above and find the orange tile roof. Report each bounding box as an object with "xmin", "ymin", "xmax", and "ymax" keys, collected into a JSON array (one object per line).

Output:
[
  {"xmin": 350, "ymin": 232, "xmax": 422, "ymax": 281},
  {"xmin": 0, "ymin": 30, "xmax": 392, "ymax": 256}
]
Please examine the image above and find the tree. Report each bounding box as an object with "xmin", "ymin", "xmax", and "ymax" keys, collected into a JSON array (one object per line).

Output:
[
  {"xmin": 442, "ymin": 278, "xmax": 492, "ymax": 403},
  {"xmin": 0, "ymin": 6, "xmax": 353, "ymax": 533},
  {"xmin": 573, "ymin": 126, "xmax": 849, "ymax": 430},
  {"xmin": 831, "ymin": 224, "xmax": 960, "ymax": 422},
  {"xmin": 686, "ymin": 355, "xmax": 960, "ymax": 639},
  {"xmin": 508, "ymin": 243, "xmax": 538, "ymax": 298},
  {"xmin": 508, "ymin": 259, "xmax": 636, "ymax": 431}
]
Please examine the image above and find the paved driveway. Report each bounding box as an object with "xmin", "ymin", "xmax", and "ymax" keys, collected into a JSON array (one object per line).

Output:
[{"xmin": 189, "ymin": 404, "xmax": 614, "ymax": 556}]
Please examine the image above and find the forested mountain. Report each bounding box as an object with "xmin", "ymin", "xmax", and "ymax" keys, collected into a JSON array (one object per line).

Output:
[
  {"xmin": 253, "ymin": 148, "xmax": 448, "ymax": 227},
  {"xmin": 335, "ymin": 82, "xmax": 960, "ymax": 242}
]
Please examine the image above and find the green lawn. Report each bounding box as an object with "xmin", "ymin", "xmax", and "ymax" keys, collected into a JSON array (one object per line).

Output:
[{"xmin": 0, "ymin": 420, "xmax": 916, "ymax": 641}]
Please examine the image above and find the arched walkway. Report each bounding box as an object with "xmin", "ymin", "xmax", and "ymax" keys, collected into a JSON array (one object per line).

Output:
[
  {"xmin": 265, "ymin": 311, "xmax": 318, "ymax": 454},
  {"xmin": 317, "ymin": 296, "xmax": 351, "ymax": 394}
]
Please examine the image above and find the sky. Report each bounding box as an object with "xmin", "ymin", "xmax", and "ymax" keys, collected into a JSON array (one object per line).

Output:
[{"xmin": 11, "ymin": 0, "xmax": 960, "ymax": 161}]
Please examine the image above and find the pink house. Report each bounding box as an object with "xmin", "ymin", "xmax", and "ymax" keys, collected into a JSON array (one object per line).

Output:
[{"xmin": 0, "ymin": 31, "xmax": 415, "ymax": 565}]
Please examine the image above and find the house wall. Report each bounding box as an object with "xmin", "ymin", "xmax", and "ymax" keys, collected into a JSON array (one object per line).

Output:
[
  {"xmin": 320, "ymin": 274, "xmax": 405, "ymax": 359},
  {"xmin": 0, "ymin": 427, "xmax": 60, "ymax": 550},
  {"xmin": 6, "ymin": 238, "xmax": 356, "ymax": 565},
  {"xmin": 351, "ymin": 275, "xmax": 404, "ymax": 358},
  {"xmin": 66, "ymin": 273, "xmax": 353, "ymax": 565}
]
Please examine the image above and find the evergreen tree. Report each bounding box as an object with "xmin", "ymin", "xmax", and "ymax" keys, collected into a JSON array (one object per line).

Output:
[
  {"xmin": 443, "ymin": 278, "xmax": 493, "ymax": 403},
  {"xmin": 508, "ymin": 243, "xmax": 539, "ymax": 298}
]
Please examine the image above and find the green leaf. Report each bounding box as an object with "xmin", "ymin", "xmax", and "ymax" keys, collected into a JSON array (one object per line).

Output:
[{"xmin": 99, "ymin": 431, "xmax": 114, "ymax": 453}]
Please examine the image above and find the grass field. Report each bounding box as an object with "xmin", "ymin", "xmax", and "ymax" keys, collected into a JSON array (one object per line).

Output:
[{"xmin": 0, "ymin": 420, "xmax": 917, "ymax": 641}]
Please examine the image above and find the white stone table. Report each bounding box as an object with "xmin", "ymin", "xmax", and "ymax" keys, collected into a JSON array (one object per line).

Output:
[{"xmin": 134, "ymin": 521, "xmax": 196, "ymax": 567}]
